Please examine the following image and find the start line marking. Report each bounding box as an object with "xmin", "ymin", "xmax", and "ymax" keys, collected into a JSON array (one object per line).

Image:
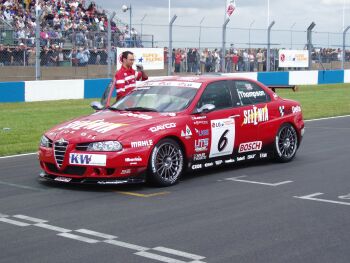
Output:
[
  {"xmin": 115, "ymin": 191, "xmax": 170, "ymax": 198},
  {"xmin": 294, "ymin": 193, "xmax": 350, "ymax": 206},
  {"xmin": 224, "ymin": 176, "xmax": 293, "ymax": 187},
  {"xmin": 0, "ymin": 213, "xmax": 206, "ymax": 263}
]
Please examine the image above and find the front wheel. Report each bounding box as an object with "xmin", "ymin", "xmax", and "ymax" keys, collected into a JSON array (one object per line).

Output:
[
  {"xmin": 148, "ymin": 139, "xmax": 184, "ymax": 186},
  {"xmin": 274, "ymin": 123, "xmax": 298, "ymax": 163}
]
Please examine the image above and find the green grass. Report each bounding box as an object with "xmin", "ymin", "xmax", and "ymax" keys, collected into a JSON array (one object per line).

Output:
[
  {"xmin": 0, "ymin": 83, "xmax": 350, "ymax": 156},
  {"xmin": 0, "ymin": 99, "xmax": 96, "ymax": 156},
  {"xmin": 277, "ymin": 83, "xmax": 350, "ymax": 120}
]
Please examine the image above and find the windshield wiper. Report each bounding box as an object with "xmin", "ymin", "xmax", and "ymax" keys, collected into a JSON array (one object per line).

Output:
[
  {"xmin": 124, "ymin": 107, "xmax": 158, "ymax": 112},
  {"xmin": 107, "ymin": 106, "xmax": 122, "ymax": 111}
]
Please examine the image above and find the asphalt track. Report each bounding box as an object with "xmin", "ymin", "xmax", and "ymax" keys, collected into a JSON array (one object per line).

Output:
[{"xmin": 0, "ymin": 116, "xmax": 349, "ymax": 263}]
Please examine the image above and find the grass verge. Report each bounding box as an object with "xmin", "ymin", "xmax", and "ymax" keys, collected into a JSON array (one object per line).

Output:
[{"xmin": 0, "ymin": 83, "xmax": 349, "ymax": 156}]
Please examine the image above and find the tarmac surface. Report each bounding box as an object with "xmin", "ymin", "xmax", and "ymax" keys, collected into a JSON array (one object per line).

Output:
[{"xmin": 0, "ymin": 116, "xmax": 349, "ymax": 263}]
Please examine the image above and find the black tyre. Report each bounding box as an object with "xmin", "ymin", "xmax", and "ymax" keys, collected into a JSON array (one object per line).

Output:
[
  {"xmin": 274, "ymin": 123, "xmax": 298, "ymax": 163},
  {"xmin": 148, "ymin": 138, "xmax": 184, "ymax": 186}
]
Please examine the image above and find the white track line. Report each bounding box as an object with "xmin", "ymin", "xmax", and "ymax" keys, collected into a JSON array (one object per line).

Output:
[
  {"xmin": 34, "ymin": 223, "xmax": 72, "ymax": 233},
  {"xmin": 0, "ymin": 218, "xmax": 31, "ymax": 227},
  {"xmin": 104, "ymin": 239, "xmax": 148, "ymax": 251},
  {"xmin": 0, "ymin": 152, "xmax": 36, "ymax": 159},
  {"xmin": 135, "ymin": 251, "xmax": 188, "ymax": 263},
  {"xmin": 0, "ymin": 180, "xmax": 43, "ymax": 191},
  {"xmin": 294, "ymin": 193, "xmax": 350, "ymax": 206},
  {"xmin": 75, "ymin": 229, "xmax": 117, "ymax": 240},
  {"xmin": 305, "ymin": 114, "xmax": 350, "ymax": 122},
  {"xmin": 152, "ymin": 247, "xmax": 206, "ymax": 261},
  {"xmin": 13, "ymin": 215, "xmax": 48, "ymax": 223},
  {"xmin": 57, "ymin": 232, "xmax": 100, "ymax": 243},
  {"xmin": 225, "ymin": 176, "xmax": 293, "ymax": 187}
]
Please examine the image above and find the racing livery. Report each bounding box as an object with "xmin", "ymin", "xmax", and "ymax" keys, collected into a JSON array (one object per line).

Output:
[{"xmin": 38, "ymin": 76, "xmax": 304, "ymax": 186}]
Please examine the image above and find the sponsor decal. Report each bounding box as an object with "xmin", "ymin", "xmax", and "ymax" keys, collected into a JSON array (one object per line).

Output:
[
  {"xmin": 160, "ymin": 112, "xmax": 177, "ymax": 117},
  {"xmin": 225, "ymin": 158, "xmax": 235, "ymax": 164},
  {"xmin": 69, "ymin": 153, "xmax": 107, "ymax": 166},
  {"xmin": 140, "ymin": 81, "xmax": 202, "ymax": 89},
  {"xmin": 238, "ymin": 141, "xmax": 262, "ymax": 153},
  {"xmin": 57, "ymin": 119, "xmax": 126, "ymax": 134},
  {"xmin": 204, "ymin": 162, "xmax": 214, "ymax": 167},
  {"xmin": 54, "ymin": 177, "xmax": 72, "ymax": 182},
  {"xmin": 247, "ymin": 154, "xmax": 256, "ymax": 160},
  {"xmin": 245, "ymin": 83, "xmax": 253, "ymax": 90},
  {"xmin": 279, "ymin": 106, "xmax": 285, "ymax": 117},
  {"xmin": 121, "ymin": 169, "xmax": 132, "ymax": 175},
  {"xmin": 193, "ymin": 153, "xmax": 206, "ymax": 161},
  {"xmin": 80, "ymin": 133, "xmax": 96, "ymax": 140},
  {"xmin": 236, "ymin": 156, "xmax": 246, "ymax": 162},
  {"xmin": 238, "ymin": 90, "xmax": 265, "ymax": 99},
  {"xmin": 215, "ymin": 160, "xmax": 223, "ymax": 165},
  {"xmin": 195, "ymin": 138, "xmax": 209, "ymax": 152},
  {"xmin": 243, "ymin": 105, "xmax": 269, "ymax": 125},
  {"xmin": 192, "ymin": 116, "xmax": 207, "ymax": 120},
  {"xmin": 193, "ymin": 120, "xmax": 209, "ymax": 125},
  {"xmin": 125, "ymin": 157, "xmax": 142, "ymax": 163},
  {"xmin": 131, "ymin": 140, "xmax": 153, "ymax": 148},
  {"xmin": 149, "ymin": 123, "xmax": 176, "ymax": 132},
  {"xmin": 181, "ymin": 125, "xmax": 193, "ymax": 137},
  {"xmin": 292, "ymin": 106, "xmax": 302, "ymax": 113},
  {"xmin": 209, "ymin": 119, "xmax": 235, "ymax": 158},
  {"xmin": 120, "ymin": 112, "xmax": 152, "ymax": 120},
  {"xmin": 260, "ymin": 153, "xmax": 268, "ymax": 158},
  {"xmin": 191, "ymin": 164, "xmax": 202, "ymax": 170},
  {"xmin": 195, "ymin": 129, "xmax": 209, "ymax": 137}
]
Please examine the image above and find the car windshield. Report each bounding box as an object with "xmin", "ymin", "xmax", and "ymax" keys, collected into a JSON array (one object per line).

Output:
[{"xmin": 110, "ymin": 85, "xmax": 199, "ymax": 112}]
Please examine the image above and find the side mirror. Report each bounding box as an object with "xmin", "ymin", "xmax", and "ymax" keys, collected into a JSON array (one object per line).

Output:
[
  {"xmin": 197, "ymin": 104, "xmax": 215, "ymax": 113},
  {"xmin": 90, "ymin": 101, "xmax": 104, "ymax": 111}
]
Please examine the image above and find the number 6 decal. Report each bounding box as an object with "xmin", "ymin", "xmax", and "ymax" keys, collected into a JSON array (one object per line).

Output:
[
  {"xmin": 209, "ymin": 119, "xmax": 235, "ymax": 158},
  {"xmin": 218, "ymin": 130, "xmax": 229, "ymax": 152}
]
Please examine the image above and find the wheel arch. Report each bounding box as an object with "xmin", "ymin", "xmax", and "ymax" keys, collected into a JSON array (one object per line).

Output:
[{"xmin": 153, "ymin": 135, "xmax": 188, "ymax": 167}]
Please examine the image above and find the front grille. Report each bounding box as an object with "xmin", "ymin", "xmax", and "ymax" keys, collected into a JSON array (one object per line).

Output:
[
  {"xmin": 75, "ymin": 143, "xmax": 90, "ymax": 151},
  {"xmin": 54, "ymin": 140, "xmax": 68, "ymax": 168},
  {"xmin": 48, "ymin": 139, "xmax": 53, "ymax": 148},
  {"xmin": 46, "ymin": 163, "xmax": 86, "ymax": 176}
]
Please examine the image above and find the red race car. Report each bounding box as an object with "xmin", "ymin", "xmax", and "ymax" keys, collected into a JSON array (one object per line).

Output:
[{"xmin": 38, "ymin": 76, "xmax": 304, "ymax": 186}]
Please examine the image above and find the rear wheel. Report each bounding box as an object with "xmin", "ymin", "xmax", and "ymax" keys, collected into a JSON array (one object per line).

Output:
[
  {"xmin": 148, "ymin": 138, "xmax": 184, "ymax": 186},
  {"xmin": 274, "ymin": 123, "xmax": 298, "ymax": 162}
]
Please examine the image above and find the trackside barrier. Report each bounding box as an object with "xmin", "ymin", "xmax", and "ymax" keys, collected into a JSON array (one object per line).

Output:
[
  {"xmin": 1, "ymin": 70, "xmax": 350, "ymax": 103},
  {"xmin": 0, "ymin": 82, "xmax": 25, "ymax": 103}
]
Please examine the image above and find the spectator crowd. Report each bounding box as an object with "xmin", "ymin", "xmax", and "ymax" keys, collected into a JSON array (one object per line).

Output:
[{"xmin": 0, "ymin": 0, "xmax": 142, "ymax": 66}]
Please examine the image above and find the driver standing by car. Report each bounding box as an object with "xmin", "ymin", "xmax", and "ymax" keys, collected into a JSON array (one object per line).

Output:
[{"xmin": 115, "ymin": 51, "xmax": 148, "ymax": 100}]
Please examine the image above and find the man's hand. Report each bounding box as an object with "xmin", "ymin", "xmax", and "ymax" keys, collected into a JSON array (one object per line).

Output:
[{"xmin": 136, "ymin": 63, "xmax": 143, "ymax": 71}]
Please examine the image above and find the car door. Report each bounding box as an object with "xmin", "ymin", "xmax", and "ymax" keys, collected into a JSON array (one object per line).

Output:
[
  {"xmin": 193, "ymin": 80, "xmax": 237, "ymax": 163},
  {"xmin": 230, "ymin": 80, "xmax": 271, "ymax": 157}
]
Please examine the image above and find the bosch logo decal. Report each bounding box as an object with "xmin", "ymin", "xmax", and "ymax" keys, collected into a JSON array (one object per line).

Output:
[{"xmin": 238, "ymin": 141, "xmax": 262, "ymax": 153}]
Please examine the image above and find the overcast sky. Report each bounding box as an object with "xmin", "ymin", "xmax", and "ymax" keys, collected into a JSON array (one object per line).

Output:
[{"xmin": 94, "ymin": 0, "xmax": 350, "ymax": 49}]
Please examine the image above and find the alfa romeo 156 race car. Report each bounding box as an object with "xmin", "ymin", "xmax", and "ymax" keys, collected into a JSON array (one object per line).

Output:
[{"xmin": 38, "ymin": 76, "xmax": 304, "ymax": 186}]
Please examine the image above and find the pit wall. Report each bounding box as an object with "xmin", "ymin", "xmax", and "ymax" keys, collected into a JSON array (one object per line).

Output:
[{"xmin": 1, "ymin": 70, "xmax": 350, "ymax": 103}]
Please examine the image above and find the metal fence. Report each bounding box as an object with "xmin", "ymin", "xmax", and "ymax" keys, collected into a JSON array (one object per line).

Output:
[{"xmin": 2, "ymin": 15, "xmax": 350, "ymax": 81}]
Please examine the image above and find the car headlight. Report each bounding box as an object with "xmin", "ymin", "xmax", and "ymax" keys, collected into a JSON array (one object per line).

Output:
[
  {"xmin": 87, "ymin": 141, "xmax": 122, "ymax": 152},
  {"xmin": 40, "ymin": 135, "xmax": 50, "ymax": 148}
]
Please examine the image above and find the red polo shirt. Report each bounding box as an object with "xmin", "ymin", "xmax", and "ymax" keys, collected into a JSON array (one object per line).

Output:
[{"xmin": 114, "ymin": 66, "xmax": 148, "ymax": 100}]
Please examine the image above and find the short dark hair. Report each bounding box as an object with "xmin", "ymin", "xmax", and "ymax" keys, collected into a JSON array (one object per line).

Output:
[{"xmin": 121, "ymin": 51, "xmax": 134, "ymax": 60}]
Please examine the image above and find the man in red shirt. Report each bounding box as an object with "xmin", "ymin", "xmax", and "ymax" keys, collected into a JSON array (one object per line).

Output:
[{"xmin": 115, "ymin": 51, "xmax": 148, "ymax": 100}]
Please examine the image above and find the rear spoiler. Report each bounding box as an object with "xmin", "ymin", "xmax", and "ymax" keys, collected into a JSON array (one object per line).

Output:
[{"xmin": 267, "ymin": 85, "xmax": 298, "ymax": 92}]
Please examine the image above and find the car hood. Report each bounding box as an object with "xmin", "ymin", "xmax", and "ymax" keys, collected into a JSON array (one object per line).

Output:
[{"xmin": 45, "ymin": 110, "xmax": 179, "ymax": 142}]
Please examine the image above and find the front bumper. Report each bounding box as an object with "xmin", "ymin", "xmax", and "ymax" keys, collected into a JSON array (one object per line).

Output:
[{"xmin": 39, "ymin": 171, "xmax": 145, "ymax": 185}]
